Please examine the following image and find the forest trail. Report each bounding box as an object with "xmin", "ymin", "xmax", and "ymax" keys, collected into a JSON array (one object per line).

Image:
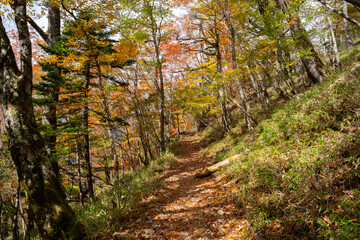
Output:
[{"xmin": 121, "ymin": 136, "xmax": 248, "ymax": 239}]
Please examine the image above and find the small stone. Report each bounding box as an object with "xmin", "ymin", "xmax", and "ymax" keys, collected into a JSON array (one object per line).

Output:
[
  {"xmin": 182, "ymin": 232, "xmax": 191, "ymax": 240},
  {"xmin": 136, "ymin": 218, "xmax": 142, "ymax": 223},
  {"xmin": 144, "ymin": 229, "xmax": 155, "ymax": 234},
  {"xmin": 217, "ymin": 210, "xmax": 225, "ymax": 216},
  {"xmin": 113, "ymin": 232, "xmax": 133, "ymax": 240}
]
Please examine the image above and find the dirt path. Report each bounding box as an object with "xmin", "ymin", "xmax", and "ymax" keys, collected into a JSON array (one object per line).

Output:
[{"xmin": 121, "ymin": 137, "xmax": 248, "ymax": 239}]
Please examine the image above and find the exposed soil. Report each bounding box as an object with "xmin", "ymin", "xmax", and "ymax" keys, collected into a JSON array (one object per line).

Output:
[{"xmin": 120, "ymin": 136, "xmax": 248, "ymax": 239}]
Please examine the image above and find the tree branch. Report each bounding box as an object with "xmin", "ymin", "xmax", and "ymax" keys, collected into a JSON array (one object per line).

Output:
[
  {"xmin": 27, "ymin": 16, "xmax": 50, "ymax": 44},
  {"xmin": 317, "ymin": 0, "xmax": 360, "ymax": 28}
]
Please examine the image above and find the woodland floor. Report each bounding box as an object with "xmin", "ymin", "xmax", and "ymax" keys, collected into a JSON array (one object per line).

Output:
[{"xmin": 120, "ymin": 136, "xmax": 249, "ymax": 239}]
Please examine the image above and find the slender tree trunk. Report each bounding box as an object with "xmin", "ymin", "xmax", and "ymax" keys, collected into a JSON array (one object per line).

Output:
[
  {"xmin": 45, "ymin": 1, "xmax": 61, "ymax": 178},
  {"xmin": 76, "ymin": 142, "xmax": 85, "ymax": 206},
  {"xmin": 343, "ymin": 1, "xmax": 354, "ymax": 49},
  {"xmin": 249, "ymin": 71, "xmax": 270, "ymax": 117},
  {"xmin": 103, "ymin": 145, "xmax": 112, "ymax": 183},
  {"xmin": 11, "ymin": 180, "xmax": 20, "ymax": 240},
  {"xmin": 146, "ymin": 1, "xmax": 167, "ymax": 152},
  {"xmin": 214, "ymin": 31, "xmax": 230, "ymax": 132},
  {"xmin": 131, "ymin": 77, "xmax": 150, "ymax": 165},
  {"xmin": 176, "ymin": 113, "xmax": 180, "ymax": 139},
  {"xmin": 24, "ymin": 204, "xmax": 33, "ymax": 240},
  {"xmin": 96, "ymin": 63, "xmax": 120, "ymax": 180},
  {"xmin": 0, "ymin": 194, "xmax": 3, "ymax": 240},
  {"xmin": 325, "ymin": 5, "xmax": 341, "ymax": 70},
  {"xmin": 0, "ymin": 2, "xmax": 86, "ymax": 238},
  {"xmin": 83, "ymin": 65, "xmax": 94, "ymax": 198}
]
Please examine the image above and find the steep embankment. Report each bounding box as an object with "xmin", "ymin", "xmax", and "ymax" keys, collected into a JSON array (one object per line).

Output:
[{"xmin": 117, "ymin": 136, "xmax": 248, "ymax": 239}]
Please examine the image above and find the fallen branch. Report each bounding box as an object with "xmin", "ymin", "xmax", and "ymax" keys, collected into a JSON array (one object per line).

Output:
[{"xmin": 195, "ymin": 154, "xmax": 241, "ymax": 178}]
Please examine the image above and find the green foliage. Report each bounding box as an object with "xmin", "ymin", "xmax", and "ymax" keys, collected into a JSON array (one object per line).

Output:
[{"xmin": 75, "ymin": 153, "xmax": 176, "ymax": 237}]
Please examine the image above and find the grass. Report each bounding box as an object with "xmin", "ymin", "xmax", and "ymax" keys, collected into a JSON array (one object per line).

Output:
[
  {"xmin": 74, "ymin": 152, "xmax": 177, "ymax": 238},
  {"xmin": 200, "ymin": 47, "xmax": 360, "ymax": 238}
]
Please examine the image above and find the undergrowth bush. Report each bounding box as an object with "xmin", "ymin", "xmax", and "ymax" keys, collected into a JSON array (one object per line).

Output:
[{"xmin": 75, "ymin": 152, "xmax": 176, "ymax": 238}]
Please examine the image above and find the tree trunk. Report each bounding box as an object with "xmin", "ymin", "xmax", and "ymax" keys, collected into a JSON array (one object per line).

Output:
[
  {"xmin": 343, "ymin": 1, "xmax": 354, "ymax": 49},
  {"xmin": 145, "ymin": 0, "xmax": 167, "ymax": 153},
  {"xmin": 325, "ymin": 4, "xmax": 341, "ymax": 70},
  {"xmin": 214, "ymin": 30, "xmax": 230, "ymax": 132},
  {"xmin": 0, "ymin": 2, "xmax": 86, "ymax": 238},
  {"xmin": 96, "ymin": 63, "xmax": 120, "ymax": 180},
  {"xmin": 249, "ymin": 72, "xmax": 270, "ymax": 117},
  {"xmin": 0, "ymin": 194, "xmax": 3, "ymax": 240},
  {"xmin": 11, "ymin": 180, "xmax": 20, "ymax": 240},
  {"xmin": 275, "ymin": 0, "xmax": 325, "ymax": 85},
  {"xmin": 45, "ymin": 0, "xmax": 61, "ymax": 178},
  {"xmin": 76, "ymin": 142, "xmax": 85, "ymax": 206},
  {"xmin": 83, "ymin": 65, "xmax": 94, "ymax": 198}
]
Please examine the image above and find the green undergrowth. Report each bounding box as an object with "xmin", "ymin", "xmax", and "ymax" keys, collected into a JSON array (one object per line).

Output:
[
  {"xmin": 74, "ymin": 152, "xmax": 176, "ymax": 238},
  {"xmin": 202, "ymin": 64, "xmax": 360, "ymax": 238}
]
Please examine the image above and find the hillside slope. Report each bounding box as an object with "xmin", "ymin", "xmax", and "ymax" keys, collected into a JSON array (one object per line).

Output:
[{"xmin": 201, "ymin": 57, "xmax": 360, "ymax": 238}]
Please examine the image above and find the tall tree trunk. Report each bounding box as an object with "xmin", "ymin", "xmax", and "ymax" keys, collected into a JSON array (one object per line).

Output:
[
  {"xmin": 275, "ymin": 0, "xmax": 325, "ymax": 85},
  {"xmin": 45, "ymin": 0, "xmax": 61, "ymax": 178},
  {"xmin": 24, "ymin": 204, "xmax": 34, "ymax": 240},
  {"xmin": 0, "ymin": 2, "xmax": 86, "ymax": 239},
  {"xmin": 84, "ymin": 65, "xmax": 94, "ymax": 198},
  {"xmin": 11, "ymin": 180, "xmax": 20, "ymax": 240},
  {"xmin": 131, "ymin": 76, "xmax": 150, "ymax": 165},
  {"xmin": 214, "ymin": 28, "xmax": 230, "ymax": 132},
  {"xmin": 96, "ymin": 63, "xmax": 120, "ymax": 179},
  {"xmin": 343, "ymin": 1, "xmax": 354, "ymax": 49},
  {"xmin": 249, "ymin": 72, "xmax": 270, "ymax": 117},
  {"xmin": 325, "ymin": 4, "xmax": 341, "ymax": 70},
  {"xmin": 146, "ymin": 0, "xmax": 166, "ymax": 152},
  {"xmin": 76, "ymin": 141, "xmax": 85, "ymax": 206},
  {"xmin": 0, "ymin": 194, "xmax": 3, "ymax": 240}
]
